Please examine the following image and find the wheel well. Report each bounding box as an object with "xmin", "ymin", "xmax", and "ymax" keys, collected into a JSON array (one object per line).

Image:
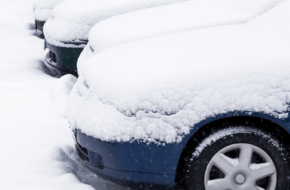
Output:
[{"xmin": 174, "ymin": 116, "xmax": 290, "ymax": 189}]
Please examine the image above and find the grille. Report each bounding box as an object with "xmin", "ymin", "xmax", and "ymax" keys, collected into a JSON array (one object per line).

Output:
[
  {"xmin": 74, "ymin": 130, "xmax": 77, "ymax": 141},
  {"xmin": 49, "ymin": 51, "xmax": 57, "ymax": 63},
  {"xmin": 75, "ymin": 143, "xmax": 89, "ymax": 163}
]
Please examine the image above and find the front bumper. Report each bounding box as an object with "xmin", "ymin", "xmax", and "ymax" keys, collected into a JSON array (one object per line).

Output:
[
  {"xmin": 45, "ymin": 42, "xmax": 84, "ymax": 76},
  {"xmin": 35, "ymin": 20, "xmax": 45, "ymax": 32},
  {"xmin": 73, "ymin": 129, "xmax": 180, "ymax": 190}
]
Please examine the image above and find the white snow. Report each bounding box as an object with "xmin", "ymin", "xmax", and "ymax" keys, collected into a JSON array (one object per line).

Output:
[
  {"xmin": 87, "ymin": 0, "xmax": 285, "ymax": 55},
  {"xmin": 220, "ymin": 154, "xmax": 239, "ymax": 167},
  {"xmin": 33, "ymin": 0, "xmax": 65, "ymax": 21},
  {"xmin": 250, "ymin": 163, "xmax": 272, "ymax": 170},
  {"xmin": 207, "ymin": 178, "xmax": 224, "ymax": 186},
  {"xmin": 43, "ymin": 0, "xmax": 191, "ymax": 47},
  {"xmin": 191, "ymin": 127, "xmax": 281, "ymax": 158},
  {"xmin": 0, "ymin": 0, "xmax": 128, "ymax": 189},
  {"xmin": 67, "ymin": 0, "xmax": 290, "ymax": 144}
]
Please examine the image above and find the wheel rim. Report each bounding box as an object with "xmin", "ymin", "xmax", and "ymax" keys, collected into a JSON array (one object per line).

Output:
[{"xmin": 204, "ymin": 143, "xmax": 277, "ymax": 190}]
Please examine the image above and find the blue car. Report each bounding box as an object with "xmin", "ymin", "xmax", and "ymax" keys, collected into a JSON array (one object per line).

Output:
[{"xmin": 67, "ymin": 2, "xmax": 290, "ymax": 190}]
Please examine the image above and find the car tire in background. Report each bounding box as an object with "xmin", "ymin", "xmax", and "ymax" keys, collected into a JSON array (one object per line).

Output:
[{"xmin": 177, "ymin": 126, "xmax": 290, "ymax": 190}]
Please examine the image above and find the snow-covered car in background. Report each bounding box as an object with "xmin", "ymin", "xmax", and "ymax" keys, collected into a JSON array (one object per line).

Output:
[
  {"xmin": 67, "ymin": 1, "xmax": 290, "ymax": 189},
  {"xmin": 33, "ymin": 0, "xmax": 65, "ymax": 32},
  {"xmin": 79, "ymin": 0, "xmax": 285, "ymax": 69},
  {"xmin": 43, "ymin": 0, "xmax": 191, "ymax": 76}
]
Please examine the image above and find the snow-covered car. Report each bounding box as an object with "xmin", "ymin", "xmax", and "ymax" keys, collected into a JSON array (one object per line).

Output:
[
  {"xmin": 80, "ymin": 0, "xmax": 284, "ymax": 65},
  {"xmin": 33, "ymin": 0, "xmax": 65, "ymax": 32},
  {"xmin": 67, "ymin": 1, "xmax": 290, "ymax": 189},
  {"xmin": 43, "ymin": 0, "xmax": 191, "ymax": 76}
]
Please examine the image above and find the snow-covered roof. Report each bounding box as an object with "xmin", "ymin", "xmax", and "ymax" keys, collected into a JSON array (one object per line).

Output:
[
  {"xmin": 88, "ymin": 0, "xmax": 285, "ymax": 54},
  {"xmin": 67, "ymin": 0, "xmax": 290, "ymax": 144},
  {"xmin": 43, "ymin": 0, "xmax": 189, "ymax": 47},
  {"xmin": 33, "ymin": 0, "xmax": 65, "ymax": 21}
]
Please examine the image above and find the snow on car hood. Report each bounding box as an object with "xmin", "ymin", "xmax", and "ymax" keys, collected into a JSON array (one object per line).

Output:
[
  {"xmin": 33, "ymin": 0, "xmax": 65, "ymax": 21},
  {"xmin": 43, "ymin": 0, "xmax": 189, "ymax": 47},
  {"xmin": 78, "ymin": 0, "xmax": 285, "ymax": 76},
  {"xmin": 67, "ymin": 0, "xmax": 290, "ymax": 144},
  {"xmin": 88, "ymin": 0, "xmax": 285, "ymax": 55}
]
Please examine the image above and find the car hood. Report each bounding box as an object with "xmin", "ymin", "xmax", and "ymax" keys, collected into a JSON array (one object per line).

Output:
[
  {"xmin": 43, "ymin": 0, "xmax": 189, "ymax": 47},
  {"xmin": 67, "ymin": 0, "xmax": 290, "ymax": 144},
  {"xmin": 88, "ymin": 0, "xmax": 285, "ymax": 55}
]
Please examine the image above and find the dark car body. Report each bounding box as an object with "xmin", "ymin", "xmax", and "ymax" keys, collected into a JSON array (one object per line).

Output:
[
  {"xmin": 44, "ymin": 42, "xmax": 84, "ymax": 76},
  {"xmin": 73, "ymin": 111, "xmax": 290, "ymax": 189},
  {"xmin": 35, "ymin": 20, "xmax": 45, "ymax": 32}
]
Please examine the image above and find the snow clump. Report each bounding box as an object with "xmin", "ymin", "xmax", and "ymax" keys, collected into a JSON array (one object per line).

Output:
[{"xmin": 67, "ymin": 0, "xmax": 290, "ymax": 144}]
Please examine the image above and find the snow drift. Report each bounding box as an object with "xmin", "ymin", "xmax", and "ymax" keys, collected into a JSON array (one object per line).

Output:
[{"xmin": 67, "ymin": 0, "xmax": 290, "ymax": 144}]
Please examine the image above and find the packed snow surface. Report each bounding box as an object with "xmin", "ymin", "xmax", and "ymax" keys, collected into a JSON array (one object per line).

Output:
[
  {"xmin": 1, "ymin": 0, "xmax": 129, "ymax": 189},
  {"xmin": 44, "ymin": 0, "xmax": 190, "ymax": 47},
  {"xmin": 67, "ymin": 0, "xmax": 290, "ymax": 144},
  {"xmin": 33, "ymin": 0, "xmax": 65, "ymax": 21},
  {"xmin": 87, "ymin": 0, "xmax": 285, "ymax": 55}
]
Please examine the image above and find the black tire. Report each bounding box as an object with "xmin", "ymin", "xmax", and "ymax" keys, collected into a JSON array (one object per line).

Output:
[{"xmin": 179, "ymin": 126, "xmax": 290, "ymax": 190}]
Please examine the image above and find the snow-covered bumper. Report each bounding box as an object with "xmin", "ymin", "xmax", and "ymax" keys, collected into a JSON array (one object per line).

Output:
[
  {"xmin": 73, "ymin": 129, "xmax": 181, "ymax": 190},
  {"xmin": 44, "ymin": 42, "xmax": 83, "ymax": 76}
]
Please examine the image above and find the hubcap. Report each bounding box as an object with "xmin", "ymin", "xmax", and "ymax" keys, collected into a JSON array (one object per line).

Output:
[
  {"xmin": 204, "ymin": 143, "xmax": 277, "ymax": 190},
  {"xmin": 235, "ymin": 174, "xmax": 246, "ymax": 184}
]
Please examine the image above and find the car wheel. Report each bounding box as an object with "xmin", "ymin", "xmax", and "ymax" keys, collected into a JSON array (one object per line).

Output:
[{"xmin": 182, "ymin": 127, "xmax": 290, "ymax": 190}]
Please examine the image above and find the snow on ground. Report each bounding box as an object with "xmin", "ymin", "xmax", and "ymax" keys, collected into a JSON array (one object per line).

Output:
[
  {"xmin": 87, "ymin": 0, "xmax": 285, "ymax": 55},
  {"xmin": 33, "ymin": 0, "xmax": 65, "ymax": 21},
  {"xmin": 44, "ymin": 0, "xmax": 190, "ymax": 47},
  {"xmin": 68, "ymin": 0, "xmax": 290, "ymax": 144},
  {"xmin": 0, "ymin": 0, "xmax": 130, "ymax": 189}
]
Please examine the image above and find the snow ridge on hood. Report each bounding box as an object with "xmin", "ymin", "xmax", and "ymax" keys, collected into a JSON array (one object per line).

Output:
[
  {"xmin": 67, "ymin": 0, "xmax": 290, "ymax": 144},
  {"xmin": 88, "ymin": 0, "xmax": 285, "ymax": 55}
]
